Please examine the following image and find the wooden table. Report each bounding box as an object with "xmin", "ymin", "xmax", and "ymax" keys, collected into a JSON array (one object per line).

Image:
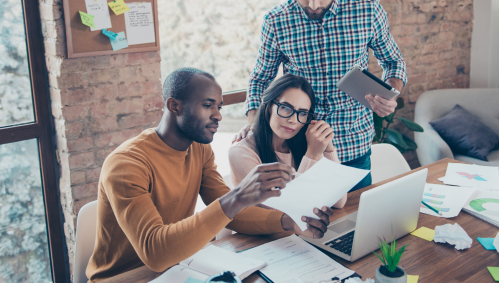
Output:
[{"xmin": 102, "ymin": 158, "xmax": 499, "ymax": 282}]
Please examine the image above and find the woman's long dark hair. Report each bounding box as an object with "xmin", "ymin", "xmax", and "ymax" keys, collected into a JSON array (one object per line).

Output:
[{"xmin": 253, "ymin": 74, "xmax": 316, "ymax": 167}]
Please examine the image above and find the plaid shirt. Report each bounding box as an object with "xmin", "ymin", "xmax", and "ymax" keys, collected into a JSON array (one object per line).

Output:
[{"xmin": 246, "ymin": 0, "xmax": 407, "ymax": 162}]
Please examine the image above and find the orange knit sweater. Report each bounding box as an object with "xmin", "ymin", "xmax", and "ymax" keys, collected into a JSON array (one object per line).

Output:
[{"xmin": 86, "ymin": 128, "xmax": 285, "ymax": 282}]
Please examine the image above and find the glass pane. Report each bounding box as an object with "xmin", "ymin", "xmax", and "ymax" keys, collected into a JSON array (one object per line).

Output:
[
  {"xmin": 159, "ymin": 0, "xmax": 285, "ymax": 95},
  {"xmin": 0, "ymin": 0, "xmax": 35, "ymax": 128},
  {"xmin": 0, "ymin": 139, "xmax": 52, "ymax": 282}
]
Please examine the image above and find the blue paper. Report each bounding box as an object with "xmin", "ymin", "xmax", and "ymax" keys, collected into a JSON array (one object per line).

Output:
[
  {"xmin": 102, "ymin": 28, "xmax": 118, "ymax": 39},
  {"xmin": 184, "ymin": 278, "xmax": 204, "ymax": 283},
  {"xmin": 478, "ymin": 237, "xmax": 496, "ymax": 250},
  {"xmin": 110, "ymin": 32, "xmax": 128, "ymax": 51}
]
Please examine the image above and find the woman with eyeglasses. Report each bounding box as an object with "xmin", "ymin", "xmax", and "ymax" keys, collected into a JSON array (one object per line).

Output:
[{"xmin": 228, "ymin": 74, "xmax": 347, "ymax": 209}]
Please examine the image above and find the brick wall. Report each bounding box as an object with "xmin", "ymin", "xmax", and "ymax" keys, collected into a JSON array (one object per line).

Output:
[
  {"xmin": 39, "ymin": 0, "xmax": 163, "ymax": 277},
  {"xmin": 368, "ymin": 0, "xmax": 473, "ymax": 168}
]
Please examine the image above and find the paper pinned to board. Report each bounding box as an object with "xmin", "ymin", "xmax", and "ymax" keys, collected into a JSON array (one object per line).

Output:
[
  {"xmin": 85, "ymin": 0, "xmax": 112, "ymax": 31},
  {"xmin": 419, "ymin": 183, "xmax": 475, "ymax": 218},
  {"xmin": 79, "ymin": 11, "xmax": 95, "ymax": 28},
  {"xmin": 102, "ymin": 28, "xmax": 118, "ymax": 39},
  {"xmin": 110, "ymin": 32, "xmax": 128, "ymax": 51},
  {"xmin": 124, "ymin": 2, "xmax": 156, "ymax": 45},
  {"xmin": 262, "ymin": 158, "xmax": 369, "ymax": 232},
  {"xmin": 108, "ymin": 0, "xmax": 130, "ymax": 15}
]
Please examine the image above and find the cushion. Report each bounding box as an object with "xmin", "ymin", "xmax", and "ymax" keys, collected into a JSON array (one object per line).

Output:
[{"xmin": 429, "ymin": 104, "xmax": 499, "ymax": 161}]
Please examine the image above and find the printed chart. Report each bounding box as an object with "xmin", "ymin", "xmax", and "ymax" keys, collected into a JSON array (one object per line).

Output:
[
  {"xmin": 419, "ymin": 184, "xmax": 475, "ymax": 218},
  {"xmin": 441, "ymin": 163, "xmax": 499, "ymax": 191}
]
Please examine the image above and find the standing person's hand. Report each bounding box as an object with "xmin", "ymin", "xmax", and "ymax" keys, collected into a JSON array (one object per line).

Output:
[
  {"xmin": 305, "ymin": 120, "xmax": 334, "ymax": 161},
  {"xmin": 232, "ymin": 124, "xmax": 253, "ymax": 143},
  {"xmin": 365, "ymin": 95, "xmax": 397, "ymax": 117},
  {"xmin": 219, "ymin": 162, "xmax": 293, "ymax": 219},
  {"xmin": 281, "ymin": 206, "xmax": 334, "ymax": 239}
]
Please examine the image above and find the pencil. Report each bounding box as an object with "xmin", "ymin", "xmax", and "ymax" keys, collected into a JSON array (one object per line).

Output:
[{"xmin": 422, "ymin": 200, "xmax": 442, "ymax": 215}]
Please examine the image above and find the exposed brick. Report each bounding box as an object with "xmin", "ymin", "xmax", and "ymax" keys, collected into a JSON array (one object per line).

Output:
[
  {"xmin": 73, "ymin": 182, "xmax": 98, "ymax": 201},
  {"xmin": 74, "ymin": 198, "xmax": 97, "ymax": 216},
  {"xmin": 65, "ymin": 122, "xmax": 83, "ymax": 140},
  {"xmin": 93, "ymin": 84, "xmax": 116, "ymax": 101},
  {"xmin": 142, "ymin": 81, "xmax": 162, "ymax": 95},
  {"xmin": 62, "ymin": 105, "xmax": 90, "ymax": 122},
  {"xmin": 68, "ymin": 151, "xmax": 95, "ymax": 170},
  {"xmin": 144, "ymin": 96, "xmax": 164, "ymax": 111},
  {"xmin": 95, "ymin": 128, "xmax": 142, "ymax": 148},
  {"xmin": 86, "ymin": 167, "xmax": 102, "ymax": 183},
  {"xmin": 67, "ymin": 137, "xmax": 94, "ymax": 152},
  {"xmin": 140, "ymin": 62, "xmax": 161, "ymax": 81},
  {"xmin": 91, "ymin": 116, "xmax": 119, "ymax": 132},
  {"xmin": 70, "ymin": 171, "xmax": 86, "ymax": 185},
  {"xmin": 118, "ymin": 81, "xmax": 142, "ymax": 98},
  {"xmin": 97, "ymin": 146, "xmax": 118, "ymax": 161}
]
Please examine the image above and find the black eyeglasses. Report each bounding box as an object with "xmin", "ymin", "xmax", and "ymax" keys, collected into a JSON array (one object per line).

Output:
[{"xmin": 273, "ymin": 100, "xmax": 314, "ymax": 124}]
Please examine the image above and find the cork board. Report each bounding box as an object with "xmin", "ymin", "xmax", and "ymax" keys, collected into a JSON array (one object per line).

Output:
[{"xmin": 63, "ymin": 0, "xmax": 159, "ymax": 58}]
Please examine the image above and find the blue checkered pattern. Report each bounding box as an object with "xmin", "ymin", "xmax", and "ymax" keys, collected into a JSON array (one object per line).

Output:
[{"xmin": 246, "ymin": 0, "xmax": 407, "ymax": 162}]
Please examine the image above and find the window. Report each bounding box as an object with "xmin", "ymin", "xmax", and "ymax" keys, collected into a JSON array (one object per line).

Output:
[{"xmin": 0, "ymin": 1, "xmax": 67, "ymax": 282}]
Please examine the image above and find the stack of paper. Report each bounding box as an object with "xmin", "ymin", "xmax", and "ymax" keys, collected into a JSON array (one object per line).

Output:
[
  {"xmin": 439, "ymin": 163, "xmax": 499, "ymax": 191},
  {"xmin": 240, "ymin": 235, "xmax": 355, "ymax": 282},
  {"xmin": 419, "ymin": 183, "xmax": 475, "ymax": 218},
  {"xmin": 262, "ymin": 158, "xmax": 369, "ymax": 231},
  {"xmin": 149, "ymin": 245, "xmax": 266, "ymax": 283}
]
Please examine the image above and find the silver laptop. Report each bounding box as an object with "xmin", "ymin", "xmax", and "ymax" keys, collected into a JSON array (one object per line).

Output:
[{"xmin": 300, "ymin": 168, "xmax": 428, "ymax": 262}]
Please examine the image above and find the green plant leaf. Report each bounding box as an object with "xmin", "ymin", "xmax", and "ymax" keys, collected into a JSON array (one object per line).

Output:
[
  {"xmin": 395, "ymin": 97, "xmax": 405, "ymax": 110},
  {"xmin": 384, "ymin": 113, "xmax": 395, "ymax": 123},
  {"xmin": 401, "ymin": 132, "xmax": 417, "ymax": 151},
  {"xmin": 385, "ymin": 129, "xmax": 408, "ymax": 149},
  {"xmin": 374, "ymin": 126, "xmax": 382, "ymax": 142},
  {"xmin": 389, "ymin": 142, "xmax": 407, "ymax": 154},
  {"xmin": 373, "ymin": 113, "xmax": 384, "ymax": 128},
  {"xmin": 396, "ymin": 117, "xmax": 424, "ymax": 132}
]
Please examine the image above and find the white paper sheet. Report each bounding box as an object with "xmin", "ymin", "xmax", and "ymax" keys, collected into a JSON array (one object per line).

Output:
[
  {"xmin": 262, "ymin": 158, "xmax": 369, "ymax": 231},
  {"xmin": 241, "ymin": 235, "xmax": 355, "ymax": 283},
  {"xmin": 441, "ymin": 163, "xmax": 499, "ymax": 191},
  {"xmin": 85, "ymin": 0, "xmax": 112, "ymax": 31},
  {"xmin": 148, "ymin": 265, "xmax": 208, "ymax": 283},
  {"xmin": 124, "ymin": 2, "xmax": 155, "ymax": 45},
  {"xmin": 419, "ymin": 183, "xmax": 475, "ymax": 218}
]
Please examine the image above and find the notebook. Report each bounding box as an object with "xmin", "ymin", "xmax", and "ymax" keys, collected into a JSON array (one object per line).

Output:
[
  {"xmin": 149, "ymin": 245, "xmax": 267, "ymax": 283},
  {"xmin": 463, "ymin": 189, "xmax": 499, "ymax": 228}
]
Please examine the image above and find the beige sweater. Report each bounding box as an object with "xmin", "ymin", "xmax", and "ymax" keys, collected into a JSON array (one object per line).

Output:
[{"xmin": 86, "ymin": 129, "xmax": 286, "ymax": 282}]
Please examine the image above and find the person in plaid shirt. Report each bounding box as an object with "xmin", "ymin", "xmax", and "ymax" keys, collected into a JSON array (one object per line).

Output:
[{"xmin": 234, "ymin": 0, "xmax": 407, "ymax": 191}]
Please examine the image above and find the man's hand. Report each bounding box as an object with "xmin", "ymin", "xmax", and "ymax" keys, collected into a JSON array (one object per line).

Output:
[
  {"xmin": 220, "ymin": 163, "xmax": 293, "ymax": 219},
  {"xmin": 281, "ymin": 206, "xmax": 334, "ymax": 239},
  {"xmin": 365, "ymin": 95, "xmax": 397, "ymax": 117},
  {"xmin": 232, "ymin": 123, "xmax": 253, "ymax": 143},
  {"xmin": 365, "ymin": 77, "xmax": 404, "ymax": 117}
]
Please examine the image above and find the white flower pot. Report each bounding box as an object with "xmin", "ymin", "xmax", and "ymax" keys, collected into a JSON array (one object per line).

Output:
[{"xmin": 375, "ymin": 266, "xmax": 407, "ymax": 283}]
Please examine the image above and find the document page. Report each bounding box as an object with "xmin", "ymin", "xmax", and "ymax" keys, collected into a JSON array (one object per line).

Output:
[
  {"xmin": 85, "ymin": 0, "xmax": 112, "ymax": 31},
  {"xmin": 263, "ymin": 158, "xmax": 369, "ymax": 231},
  {"xmin": 241, "ymin": 235, "xmax": 355, "ymax": 283},
  {"xmin": 124, "ymin": 2, "xmax": 156, "ymax": 45},
  {"xmin": 148, "ymin": 265, "xmax": 208, "ymax": 283},
  {"xmin": 420, "ymin": 183, "xmax": 475, "ymax": 218},
  {"xmin": 441, "ymin": 163, "xmax": 499, "ymax": 191}
]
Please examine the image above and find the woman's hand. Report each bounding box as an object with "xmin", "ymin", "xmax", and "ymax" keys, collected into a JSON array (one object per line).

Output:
[{"xmin": 305, "ymin": 120, "xmax": 334, "ymax": 161}]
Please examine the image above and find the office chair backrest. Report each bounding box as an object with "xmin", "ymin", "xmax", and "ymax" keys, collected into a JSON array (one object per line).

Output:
[
  {"xmin": 74, "ymin": 200, "xmax": 98, "ymax": 283},
  {"xmin": 370, "ymin": 143, "xmax": 411, "ymax": 184}
]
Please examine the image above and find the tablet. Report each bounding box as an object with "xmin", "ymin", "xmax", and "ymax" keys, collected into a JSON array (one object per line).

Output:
[{"xmin": 337, "ymin": 65, "xmax": 400, "ymax": 110}]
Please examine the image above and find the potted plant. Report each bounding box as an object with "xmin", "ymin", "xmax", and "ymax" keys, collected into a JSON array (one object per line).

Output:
[
  {"xmin": 373, "ymin": 97, "xmax": 424, "ymax": 154},
  {"xmin": 372, "ymin": 232, "xmax": 408, "ymax": 283}
]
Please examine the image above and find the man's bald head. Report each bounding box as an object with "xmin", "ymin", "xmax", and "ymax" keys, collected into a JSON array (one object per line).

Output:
[{"xmin": 162, "ymin": 67, "xmax": 216, "ymax": 107}]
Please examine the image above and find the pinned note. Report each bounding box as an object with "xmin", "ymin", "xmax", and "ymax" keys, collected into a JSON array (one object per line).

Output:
[
  {"xmin": 410, "ymin": 227, "xmax": 435, "ymax": 241},
  {"xmin": 478, "ymin": 237, "xmax": 496, "ymax": 250},
  {"xmin": 85, "ymin": 0, "xmax": 112, "ymax": 31},
  {"xmin": 108, "ymin": 0, "xmax": 130, "ymax": 15},
  {"xmin": 102, "ymin": 28, "xmax": 118, "ymax": 39},
  {"xmin": 488, "ymin": 267, "xmax": 499, "ymax": 281},
  {"xmin": 124, "ymin": 2, "xmax": 155, "ymax": 45},
  {"xmin": 407, "ymin": 275, "xmax": 419, "ymax": 283},
  {"xmin": 79, "ymin": 11, "xmax": 95, "ymax": 28},
  {"xmin": 110, "ymin": 32, "xmax": 128, "ymax": 51}
]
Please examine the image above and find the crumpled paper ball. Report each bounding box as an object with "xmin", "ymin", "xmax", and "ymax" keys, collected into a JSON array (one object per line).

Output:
[
  {"xmin": 493, "ymin": 232, "xmax": 499, "ymax": 253},
  {"xmin": 433, "ymin": 223, "xmax": 472, "ymax": 250},
  {"xmin": 344, "ymin": 278, "xmax": 375, "ymax": 283}
]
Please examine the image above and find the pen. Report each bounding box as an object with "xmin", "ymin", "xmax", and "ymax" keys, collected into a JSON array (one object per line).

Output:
[
  {"xmin": 422, "ymin": 200, "xmax": 442, "ymax": 215},
  {"xmin": 257, "ymin": 271, "xmax": 273, "ymax": 283}
]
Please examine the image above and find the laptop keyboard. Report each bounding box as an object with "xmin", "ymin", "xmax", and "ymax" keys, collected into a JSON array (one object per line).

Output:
[{"xmin": 324, "ymin": 230, "xmax": 355, "ymax": 256}]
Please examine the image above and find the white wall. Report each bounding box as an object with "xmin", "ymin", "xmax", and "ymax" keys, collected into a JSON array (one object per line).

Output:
[{"xmin": 470, "ymin": 0, "xmax": 499, "ymax": 88}]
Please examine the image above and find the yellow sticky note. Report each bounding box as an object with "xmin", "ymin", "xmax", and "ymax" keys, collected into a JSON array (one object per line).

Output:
[
  {"xmin": 410, "ymin": 227, "xmax": 435, "ymax": 241},
  {"xmin": 108, "ymin": 0, "xmax": 130, "ymax": 15},
  {"xmin": 79, "ymin": 11, "xmax": 95, "ymax": 28},
  {"xmin": 407, "ymin": 275, "xmax": 419, "ymax": 283}
]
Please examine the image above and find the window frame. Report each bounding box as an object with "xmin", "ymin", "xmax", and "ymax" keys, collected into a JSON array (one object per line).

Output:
[{"xmin": 0, "ymin": 0, "xmax": 69, "ymax": 281}]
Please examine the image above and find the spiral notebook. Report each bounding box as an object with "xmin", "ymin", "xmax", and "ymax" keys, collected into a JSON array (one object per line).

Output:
[{"xmin": 463, "ymin": 189, "xmax": 499, "ymax": 228}]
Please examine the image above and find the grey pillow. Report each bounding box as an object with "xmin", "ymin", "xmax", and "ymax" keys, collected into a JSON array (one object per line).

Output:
[{"xmin": 430, "ymin": 104, "xmax": 499, "ymax": 161}]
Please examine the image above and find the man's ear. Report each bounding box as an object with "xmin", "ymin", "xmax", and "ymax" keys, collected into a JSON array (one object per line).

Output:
[{"xmin": 166, "ymin": 97, "xmax": 182, "ymax": 116}]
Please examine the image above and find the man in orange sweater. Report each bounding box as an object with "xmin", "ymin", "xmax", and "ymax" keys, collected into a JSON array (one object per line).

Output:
[{"xmin": 86, "ymin": 68, "xmax": 334, "ymax": 281}]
